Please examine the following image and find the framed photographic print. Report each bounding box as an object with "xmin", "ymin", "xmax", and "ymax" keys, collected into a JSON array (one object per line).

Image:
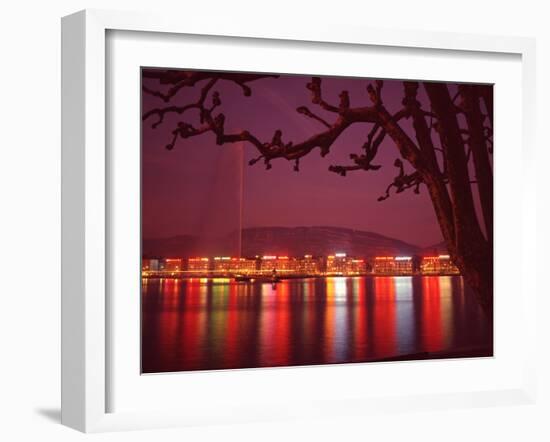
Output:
[
  {"xmin": 140, "ymin": 68, "xmax": 494, "ymax": 374},
  {"xmin": 62, "ymin": 9, "xmax": 537, "ymax": 432}
]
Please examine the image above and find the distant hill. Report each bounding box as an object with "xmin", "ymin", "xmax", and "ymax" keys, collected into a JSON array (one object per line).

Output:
[
  {"xmin": 421, "ymin": 241, "xmax": 449, "ymax": 255},
  {"xmin": 143, "ymin": 226, "xmax": 424, "ymax": 258}
]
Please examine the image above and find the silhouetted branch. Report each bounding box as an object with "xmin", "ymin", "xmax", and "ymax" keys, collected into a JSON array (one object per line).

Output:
[
  {"xmin": 151, "ymin": 75, "xmax": 387, "ymax": 162},
  {"xmin": 143, "ymin": 70, "xmax": 278, "ymax": 102},
  {"xmin": 306, "ymin": 77, "xmax": 339, "ymax": 113},
  {"xmin": 328, "ymin": 109, "xmax": 410, "ymax": 176},
  {"xmin": 296, "ymin": 106, "xmax": 331, "ymax": 128},
  {"xmin": 377, "ymin": 159, "xmax": 423, "ymax": 201}
]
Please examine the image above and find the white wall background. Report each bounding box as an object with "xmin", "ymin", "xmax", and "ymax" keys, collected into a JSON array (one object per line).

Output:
[{"xmin": 0, "ymin": 1, "xmax": 548, "ymax": 441}]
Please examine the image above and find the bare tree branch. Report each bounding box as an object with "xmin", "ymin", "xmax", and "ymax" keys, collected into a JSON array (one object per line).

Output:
[{"xmin": 377, "ymin": 159, "xmax": 423, "ymax": 201}]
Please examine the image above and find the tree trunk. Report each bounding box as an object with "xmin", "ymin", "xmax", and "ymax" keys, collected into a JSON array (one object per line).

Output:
[
  {"xmin": 423, "ymin": 83, "xmax": 493, "ymax": 320},
  {"xmin": 459, "ymin": 84, "xmax": 493, "ymax": 243},
  {"xmin": 459, "ymin": 256, "xmax": 493, "ymax": 321}
]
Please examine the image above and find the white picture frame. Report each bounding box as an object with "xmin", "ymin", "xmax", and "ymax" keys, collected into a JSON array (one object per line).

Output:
[{"xmin": 61, "ymin": 9, "xmax": 537, "ymax": 433}]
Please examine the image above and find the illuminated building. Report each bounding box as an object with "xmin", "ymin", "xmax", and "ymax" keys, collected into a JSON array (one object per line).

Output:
[
  {"xmin": 212, "ymin": 256, "xmax": 232, "ymax": 273},
  {"xmin": 325, "ymin": 255, "xmax": 340, "ymax": 274},
  {"xmin": 259, "ymin": 256, "xmax": 298, "ymax": 274},
  {"xmin": 421, "ymin": 255, "xmax": 460, "ymax": 275},
  {"xmin": 160, "ymin": 258, "xmax": 182, "ymax": 272},
  {"xmin": 213, "ymin": 257, "xmax": 257, "ymax": 274},
  {"xmin": 187, "ymin": 257, "xmax": 210, "ymax": 273},
  {"xmin": 373, "ymin": 256, "xmax": 413, "ymax": 275},
  {"xmin": 141, "ymin": 253, "xmax": 462, "ymax": 279},
  {"xmin": 345, "ymin": 258, "xmax": 367, "ymax": 275},
  {"xmin": 325, "ymin": 253, "xmax": 367, "ymax": 275},
  {"xmin": 229, "ymin": 258, "xmax": 257, "ymax": 273},
  {"xmin": 141, "ymin": 258, "xmax": 159, "ymax": 272},
  {"xmin": 324, "ymin": 253, "xmax": 347, "ymax": 275},
  {"xmin": 296, "ymin": 255, "xmax": 322, "ymax": 274}
]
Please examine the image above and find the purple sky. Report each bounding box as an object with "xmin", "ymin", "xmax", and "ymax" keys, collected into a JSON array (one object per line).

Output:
[{"xmin": 142, "ymin": 71, "xmax": 457, "ymax": 248}]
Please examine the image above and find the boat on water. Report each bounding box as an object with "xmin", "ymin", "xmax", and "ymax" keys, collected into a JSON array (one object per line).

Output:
[
  {"xmin": 234, "ymin": 275, "xmax": 252, "ymax": 282},
  {"xmin": 233, "ymin": 274, "xmax": 280, "ymax": 284}
]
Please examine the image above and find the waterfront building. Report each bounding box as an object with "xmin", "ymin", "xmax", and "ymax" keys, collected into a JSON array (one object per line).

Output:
[
  {"xmin": 373, "ymin": 256, "xmax": 413, "ymax": 275},
  {"xmin": 421, "ymin": 255, "xmax": 460, "ymax": 275},
  {"xmin": 229, "ymin": 257, "xmax": 257, "ymax": 273},
  {"xmin": 164, "ymin": 258, "xmax": 182, "ymax": 272},
  {"xmin": 326, "ymin": 254, "xmax": 340, "ymax": 275},
  {"xmin": 213, "ymin": 257, "xmax": 257, "ymax": 274},
  {"xmin": 212, "ymin": 256, "xmax": 232, "ymax": 273},
  {"xmin": 187, "ymin": 257, "xmax": 210, "ymax": 273},
  {"xmin": 142, "ymin": 258, "xmax": 159, "ymax": 272},
  {"xmin": 325, "ymin": 253, "xmax": 367, "ymax": 275},
  {"xmin": 141, "ymin": 253, "xmax": 462, "ymax": 278},
  {"xmin": 344, "ymin": 258, "xmax": 367, "ymax": 275},
  {"xmin": 259, "ymin": 255, "xmax": 299, "ymax": 274},
  {"xmin": 296, "ymin": 255, "xmax": 322, "ymax": 275}
]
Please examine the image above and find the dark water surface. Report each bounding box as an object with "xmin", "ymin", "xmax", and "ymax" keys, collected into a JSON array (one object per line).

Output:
[{"xmin": 141, "ymin": 276, "xmax": 492, "ymax": 373}]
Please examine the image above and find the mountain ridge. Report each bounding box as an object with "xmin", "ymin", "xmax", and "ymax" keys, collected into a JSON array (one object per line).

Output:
[{"xmin": 143, "ymin": 226, "xmax": 444, "ymax": 258}]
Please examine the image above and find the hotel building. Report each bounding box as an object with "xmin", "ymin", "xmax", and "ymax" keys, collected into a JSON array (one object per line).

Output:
[
  {"xmin": 259, "ymin": 256, "xmax": 299, "ymax": 274},
  {"xmin": 421, "ymin": 255, "xmax": 460, "ymax": 275},
  {"xmin": 160, "ymin": 258, "xmax": 183, "ymax": 272},
  {"xmin": 141, "ymin": 258, "xmax": 160, "ymax": 272},
  {"xmin": 296, "ymin": 255, "xmax": 322, "ymax": 275},
  {"xmin": 344, "ymin": 258, "xmax": 367, "ymax": 275},
  {"xmin": 213, "ymin": 257, "xmax": 257, "ymax": 274},
  {"xmin": 326, "ymin": 253, "xmax": 366, "ymax": 275},
  {"xmin": 373, "ymin": 256, "xmax": 413, "ymax": 275},
  {"xmin": 187, "ymin": 257, "xmax": 210, "ymax": 273}
]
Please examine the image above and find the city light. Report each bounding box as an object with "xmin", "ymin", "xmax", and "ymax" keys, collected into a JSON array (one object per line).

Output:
[
  {"xmin": 142, "ymin": 253, "xmax": 460, "ymax": 279},
  {"xmin": 420, "ymin": 255, "xmax": 459, "ymax": 275}
]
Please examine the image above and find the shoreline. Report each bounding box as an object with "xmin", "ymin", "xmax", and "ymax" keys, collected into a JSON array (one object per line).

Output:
[
  {"xmin": 142, "ymin": 273, "xmax": 462, "ymax": 281},
  {"xmin": 142, "ymin": 346, "xmax": 493, "ymax": 374}
]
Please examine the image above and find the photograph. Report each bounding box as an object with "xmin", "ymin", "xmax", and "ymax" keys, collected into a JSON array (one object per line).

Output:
[
  {"xmin": 140, "ymin": 68, "xmax": 494, "ymax": 374},
  {"xmin": 0, "ymin": 0, "xmax": 544, "ymax": 438}
]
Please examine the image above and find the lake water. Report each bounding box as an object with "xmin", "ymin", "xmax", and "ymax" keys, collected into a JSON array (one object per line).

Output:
[{"xmin": 141, "ymin": 276, "xmax": 492, "ymax": 373}]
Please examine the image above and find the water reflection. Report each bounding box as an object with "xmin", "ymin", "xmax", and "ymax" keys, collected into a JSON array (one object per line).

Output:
[
  {"xmin": 142, "ymin": 276, "xmax": 492, "ymax": 373},
  {"xmin": 394, "ymin": 277, "xmax": 415, "ymax": 355}
]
